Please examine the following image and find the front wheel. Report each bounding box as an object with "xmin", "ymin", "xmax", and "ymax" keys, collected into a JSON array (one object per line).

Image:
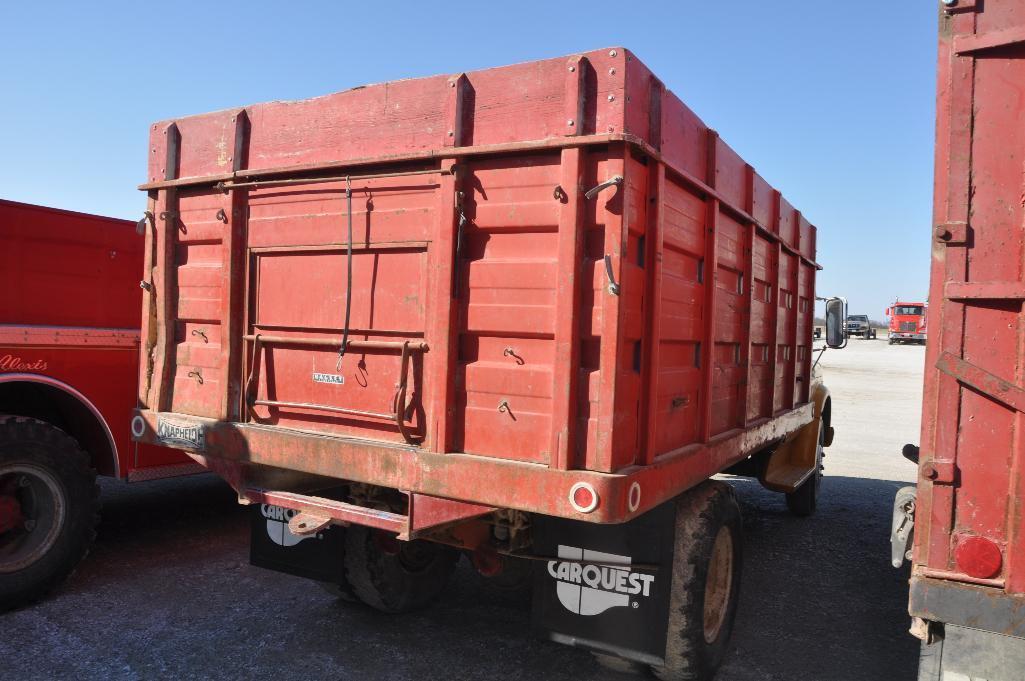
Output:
[
  {"xmin": 652, "ymin": 481, "xmax": 743, "ymax": 681},
  {"xmin": 0, "ymin": 416, "xmax": 99, "ymax": 611}
]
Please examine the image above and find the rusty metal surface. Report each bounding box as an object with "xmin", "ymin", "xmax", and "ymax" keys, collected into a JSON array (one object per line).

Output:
[
  {"xmin": 134, "ymin": 403, "xmax": 811, "ymax": 523},
  {"xmin": 137, "ymin": 48, "xmax": 819, "ymax": 525},
  {"xmin": 912, "ymin": 0, "xmax": 1025, "ymax": 626}
]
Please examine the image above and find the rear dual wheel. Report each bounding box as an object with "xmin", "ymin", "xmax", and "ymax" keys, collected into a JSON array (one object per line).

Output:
[
  {"xmin": 653, "ymin": 481, "xmax": 743, "ymax": 681},
  {"xmin": 324, "ymin": 525, "xmax": 458, "ymax": 614}
]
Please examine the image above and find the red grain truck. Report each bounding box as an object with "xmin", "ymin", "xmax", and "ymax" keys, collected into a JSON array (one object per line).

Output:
[
  {"xmin": 886, "ymin": 300, "xmax": 927, "ymax": 345},
  {"xmin": 130, "ymin": 48, "xmax": 844, "ymax": 679},
  {"xmin": 891, "ymin": 3, "xmax": 1025, "ymax": 678},
  {"xmin": 0, "ymin": 199, "xmax": 199, "ymax": 611}
]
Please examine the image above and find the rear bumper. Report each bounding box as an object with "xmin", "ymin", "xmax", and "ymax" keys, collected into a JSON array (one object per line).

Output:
[
  {"xmin": 131, "ymin": 404, "xmax": 813, "ymax": 524},
  {"xmin": 892, "ymin": 333, "xmax": 926, "ymax": 340},
  {"xmin": 910, "ymin": 576, "xmax": 1025, "ymax": 639}
]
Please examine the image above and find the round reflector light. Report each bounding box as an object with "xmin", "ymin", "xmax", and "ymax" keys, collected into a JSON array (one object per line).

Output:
[
  {"xmin": 628, "ymin": 482, "xmax": 642, "ymax": 512},
  {"xmin": 954, "ymin": 536, "xmax": 1003, "ymax": 579},
  {"xmin": 569, "ymin": 482, "xmax": 599, "ymax": 514},
  {"xmin": 131, "ymin": 415, "xmax": 146, "ymax": 438}
]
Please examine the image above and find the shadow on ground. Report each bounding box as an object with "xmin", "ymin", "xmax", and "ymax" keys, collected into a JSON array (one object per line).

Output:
[{"xmin": 0, "ymin": 473, "xmax": 918, "ymax": 681}]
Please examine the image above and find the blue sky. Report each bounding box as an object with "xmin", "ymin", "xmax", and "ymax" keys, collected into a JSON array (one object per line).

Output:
[{"xmin": 0, "ymin": 2, "xmax": 936, "ymax": 319}]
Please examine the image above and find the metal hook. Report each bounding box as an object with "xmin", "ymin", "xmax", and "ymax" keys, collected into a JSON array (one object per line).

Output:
[
  {"xmin": 187, "ymin": 369, "xmax": 204, "ymax": 385},
  {"xmin": 191, "ymin": 329, "xmax": 209, "ymax": 343},
  {"xmin": 604, "ymin": 254, "xmax": 621, "ymax": 295},
  {"xmin": 215, "ymin": 208, "xmax": 228, "ymax": 223},
  {"xmin": 503, "ymin": 347, "xmax": 525, "ymax": 365},
  {"xmin": 585, "ymin": 175, "xmax": 624, "ymax": 200}
]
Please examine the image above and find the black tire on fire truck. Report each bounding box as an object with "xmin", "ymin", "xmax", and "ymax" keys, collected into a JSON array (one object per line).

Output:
[
  {"xmin": 784, "ymin": 422, "xmax": 825, "ymax": 517},
  {"xmin": 651, "ymin": 480, "xmax": 743, "ymax": 681},
  {"xmin": 0, "ymin": 416, "xmax": 99, "ymax": 612},
  {"xmin": 343, "ymin": 525, "xmax": 459, "ymax": 613}
]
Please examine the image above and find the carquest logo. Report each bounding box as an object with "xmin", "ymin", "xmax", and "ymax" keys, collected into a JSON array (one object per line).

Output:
[
  {"xmin": 261, "ymin": 504, "xmax": 316, "ymax": 547},
  {"xmin": 547, "ymin": 545, "xmax": 655, "ymax": 616}
]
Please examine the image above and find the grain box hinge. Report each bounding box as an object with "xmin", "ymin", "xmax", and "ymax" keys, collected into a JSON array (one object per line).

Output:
[
  {"xmin": 942, "ymin": 0, "xmax": 978, "ymax": 14},
  {"xmin": 934, "ymin": 221, "xmax": 968, "ymax": 245}
]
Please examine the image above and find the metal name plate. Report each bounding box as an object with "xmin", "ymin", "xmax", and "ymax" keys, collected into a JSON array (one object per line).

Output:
[
  {"xmin": 312, "ymin": 372, "xmax": 344, "ymax": 385},
  {"xmin": 156, "ymin": 418, "xmax": 205, "ymax": 450}
]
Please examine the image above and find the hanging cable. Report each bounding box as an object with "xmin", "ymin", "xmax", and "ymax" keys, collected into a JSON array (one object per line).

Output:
[{"xmin": 336, "ymin": 176, "xmax": 353, "ymax": 371}]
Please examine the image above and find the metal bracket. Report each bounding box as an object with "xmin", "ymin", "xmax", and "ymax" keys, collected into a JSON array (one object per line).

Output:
[
  {"xmin": 136, "ymin": 210, "xmax": 154, "ymax": 236},
  {"xmin": 934, "ymin": 222, "xmax": 968, "ymax": 245},
  {"xmin": 936, "ymin": 351, "xmax": 1025, "ymax": 413}
]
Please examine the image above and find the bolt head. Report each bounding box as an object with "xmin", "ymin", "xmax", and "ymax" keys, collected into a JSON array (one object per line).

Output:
[
  {"xmin": 608, "ymin": 94, "xmax": 615, "ymax": 102},
  {"xmin": 568, "ymin": 65, "xmax": 575, "ymax": 72},
  {"xmin": 567, "ymin": 119, "xmax": 575, "ymax": 126},
  {"xmin": 447, "ymin": 130, "xmax": 454, "ymax": 137},
  {"xmin": 609, "ymin": 67, "xmax": 616, "ymax": 76},
  {"xmin": 609, "ymin": 49, "xmax": 618, "ymax": 57}
]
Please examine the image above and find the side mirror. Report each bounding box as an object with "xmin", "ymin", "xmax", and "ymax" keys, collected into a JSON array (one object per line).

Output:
[{"xmin": 825, "ymin": 297, "xmax": 847, "ymax": 349}]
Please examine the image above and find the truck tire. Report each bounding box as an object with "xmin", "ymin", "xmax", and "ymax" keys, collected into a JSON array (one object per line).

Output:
[
  {"xmin": 343, "ymin": 525, "xmax": 458, "ymax": 613},
  {"xmin": 785, "ymin": 423, "xmax": 825, "ymax": 517},
  {"xmin": 0, "ymin": 416, "xmax": 99, "ymax": 612},
  {"xmin": 651, "ymin": 481, "xmax": 743, "ymax": 681}
]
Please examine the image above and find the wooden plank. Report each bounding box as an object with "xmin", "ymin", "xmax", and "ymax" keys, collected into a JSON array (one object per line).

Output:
[
  {"xmin": 740, "ymin": 165, "xmax": 756, "ymax": 426},
  {"xmin": 426, "ymin": 159, "xmax": 460, "ymax": 453},
  {"xmin": 550, "ymin": 147, "xmax": 585, "ymax": 469},
  {"xmin": 151, "ymin": 122, "xmax": 180, "ymax": 411},
  {"xmin": 768, "ymin": 192, "xmax": 783, "ymax": 415},
  {"xmin": 220, "ymin": 110, "xmax": 248, "ymax": 420},
  {"xmin": 700, "ymin": 131, "xmax": 720, "ymax": 442},
  {"xmin": 641, "ymin": 162, "xmax": 666, "ymax": 463}
]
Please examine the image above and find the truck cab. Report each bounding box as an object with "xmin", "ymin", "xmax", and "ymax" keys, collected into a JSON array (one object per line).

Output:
[{"xmin": 885, "ymin": 302, "xmax": 926, "ymax": 345}]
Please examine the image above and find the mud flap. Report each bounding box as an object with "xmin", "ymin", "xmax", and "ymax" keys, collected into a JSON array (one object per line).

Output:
[
  {"xmin": 532, "ymin": 502, "xmax": 676, "ymax": 666},
  {"xmin": 249, "ymin": 504, "xmax": 345, "ymax": 582}
]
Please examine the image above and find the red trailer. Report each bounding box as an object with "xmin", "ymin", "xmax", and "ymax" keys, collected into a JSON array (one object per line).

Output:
[
  {"xmin": 130, "ymin": 48, "xmax": 842, "ymax": 678},
  {"xmin": 892, "ymin": 2, "xmax": 1025, "ymax": 678},
  {"xmin": 886, "ymin": 300, "xmax": 927, "ymax": 345},
  {"xmin": 0, "ymin": 199, "xmax": 199, "ymax": 611}
]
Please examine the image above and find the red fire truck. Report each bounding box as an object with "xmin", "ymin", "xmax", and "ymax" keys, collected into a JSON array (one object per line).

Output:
[
  {"xmin": 0, "ymin": 199, "xmax": 199, "ymax": 611},
  {"xmin": 129, "ymin": 48, "xmax": 845, "ymax": 679},
  {"xmin": 890, "ymin": 2, "xmax": 1025, "ymax": 678},
  {"xmin": 886, "ymin": 300, "xmax": 927, "ymax": 345}
]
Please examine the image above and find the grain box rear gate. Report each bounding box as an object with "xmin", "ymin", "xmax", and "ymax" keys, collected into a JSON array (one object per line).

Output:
[{"xmin": 132, "ymin": 48, "xmax": 837, "ymax": 679}]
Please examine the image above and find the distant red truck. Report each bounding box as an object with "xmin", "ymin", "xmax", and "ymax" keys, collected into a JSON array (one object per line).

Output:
[
  {"xmin": 0, "ymin": 199, "xmax": 198, "ymax": 611},
  {"xmin": 886, "ymin": 300, "xmax": 927, "ymax": 345}
]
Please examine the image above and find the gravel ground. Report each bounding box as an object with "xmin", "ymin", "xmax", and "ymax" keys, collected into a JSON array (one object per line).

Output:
[{"xmin": 0, "ymin": 338, "xmax": 927, "ymax": 680}]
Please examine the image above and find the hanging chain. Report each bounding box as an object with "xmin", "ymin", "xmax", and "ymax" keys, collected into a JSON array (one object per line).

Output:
[{"xmin": 336, "ymin": 176, "xmax": 353, "ymax": 371}]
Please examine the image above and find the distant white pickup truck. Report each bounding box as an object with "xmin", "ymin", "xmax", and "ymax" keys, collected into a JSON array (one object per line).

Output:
[{"xmin": 844, "ymin": 315, "xmax": 876, "ymax": 339}]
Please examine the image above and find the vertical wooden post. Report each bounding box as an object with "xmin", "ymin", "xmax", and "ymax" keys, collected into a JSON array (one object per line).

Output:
[
  {"xmin": 786, "ymin": 213, "xmax": 801, "ymax": 410},
  {"xmin": 151, "ymin": 122, "xmax": 180, "ymax": 413},
  {"xmin": 768, "ymin": 192, "xmax": 783, "ymax": 416},
  {"xmin": 740, "ymin": 165, "xmax": 756, "ymax": 427},
  {"xmin": 426, "ymin": 74, "xmax": 469, "ymax": 453},
  {"xmin": 220, "ymin": 110, "xmax": 248, "ymax": 421},
  {"xmin": 700, "ymin": 131, "xmax": 720, "ymax": 442},
  {"xmin": 551, "ymin": 147, "xmax": 585, "ymax": 469},
  {"xmin": 641, "ymin": 162, "xmax": 665, "ymax": 464},
  {"xmin": 639, "ymin": 76, "xmax": 665, "ymax": 464}
]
